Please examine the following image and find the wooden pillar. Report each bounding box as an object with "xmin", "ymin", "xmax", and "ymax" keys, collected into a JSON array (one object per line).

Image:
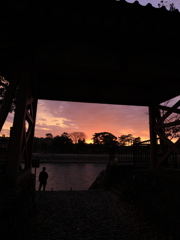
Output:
[
  {"xmin": 6, "ymin": 68, "xmax": 37, "ymax": 187},
  {"xmin": 149, "ymin": 100, "xmax": 180, "ymax": 168},
  {"xmin": 149, "ymin": 106, "xmax": 158, "ymax": 168},
  {"xmin": 26, "ymin": 95, "xmax": 38, "ymax": 168}
]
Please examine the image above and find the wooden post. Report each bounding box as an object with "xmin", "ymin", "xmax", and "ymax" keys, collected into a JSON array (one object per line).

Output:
[
  {"xmin": 149, "ymin": 106, "xmax": 158, "ymax": 168},
  {"xmin": 148, "ymin": 100, "xmax": 180, "ymax": 168}
]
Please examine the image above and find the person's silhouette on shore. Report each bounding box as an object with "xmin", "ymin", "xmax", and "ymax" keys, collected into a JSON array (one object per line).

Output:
[{"xmin": 38, "ymin": 167, "xmax": 48, "ymax": 191}]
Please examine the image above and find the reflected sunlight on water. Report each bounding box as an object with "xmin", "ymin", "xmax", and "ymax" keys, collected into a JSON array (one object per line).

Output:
[{"xmin": 32, "ymin": 163, "xmax": 106, "ymax": 191}]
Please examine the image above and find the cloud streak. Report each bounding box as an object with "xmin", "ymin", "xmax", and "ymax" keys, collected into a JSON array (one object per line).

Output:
[
  {"xmin": 2, "ymin": 95, "xmax": 179, "ymax": 143},
  {"xmin": 34, "ymin": 100, "xmax": 150, "ymax": 142}
]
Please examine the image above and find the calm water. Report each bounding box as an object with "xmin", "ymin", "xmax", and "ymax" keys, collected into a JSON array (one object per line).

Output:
[{"xmin": 33, "ymin": 163, "xmax": 107, "ymax": 191}]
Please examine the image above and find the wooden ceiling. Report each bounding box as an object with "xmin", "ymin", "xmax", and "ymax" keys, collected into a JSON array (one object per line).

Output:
[{"xmin": 1, "ymin": 1, "xmax": 180, "ymax": 106}]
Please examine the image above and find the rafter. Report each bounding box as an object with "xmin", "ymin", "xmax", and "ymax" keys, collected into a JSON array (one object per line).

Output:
[
  {"xmin": 156, "ymin": 100, "xmax": 180, "ymax": 125},
  {"xmin": 155, "ymin": 119, "xmax": 180, "ymax": 129},
  {"xmin": 156, "ymin": 105, "xmax": 180, "ymax": 115}
]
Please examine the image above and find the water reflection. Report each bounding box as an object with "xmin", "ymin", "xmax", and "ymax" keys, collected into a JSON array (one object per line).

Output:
[{"xmin": 32, "ymin": 163, "xmax": 106, "ymax": 191}]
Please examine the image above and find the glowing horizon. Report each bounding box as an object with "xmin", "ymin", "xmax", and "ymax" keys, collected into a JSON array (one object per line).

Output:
[
  {"xmin": 1, "ymin": 96, "xmax": 180, "ymax": 143},
  {"xmin": 1, "ymin": 100, "xmax": 150, "ymax": 143}
]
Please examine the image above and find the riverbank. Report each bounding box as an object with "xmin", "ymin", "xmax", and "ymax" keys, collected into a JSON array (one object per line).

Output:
[{"xmin": 32, "ymin": 153, "xmax": 109, "ymax": 163}]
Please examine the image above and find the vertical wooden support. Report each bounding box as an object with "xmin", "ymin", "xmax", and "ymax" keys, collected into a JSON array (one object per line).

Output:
[
  {"xmin": 26, "ymin": 94, "xmax": 38, "ymax": 168},
  {"xmin": 6, "ymin": 68, "xmax": 37, "ymax": 187},
  {"xmin": 149, "ymin": 106, "xmax": 158, "ymax": 168},
  {"xmin": 149, "ymin": 100, "xmax": 180, "ymax": 168}
]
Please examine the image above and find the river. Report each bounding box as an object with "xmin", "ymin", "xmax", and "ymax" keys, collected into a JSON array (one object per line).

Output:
[{"xmin": 33, "ymin": 163, "xmax": 107, "ymax": 191}]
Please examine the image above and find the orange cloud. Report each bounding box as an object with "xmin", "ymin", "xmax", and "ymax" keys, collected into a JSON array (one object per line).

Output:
[{"xmin": 6, "ymin": 97, "xmax": 180, "ymax": 143}]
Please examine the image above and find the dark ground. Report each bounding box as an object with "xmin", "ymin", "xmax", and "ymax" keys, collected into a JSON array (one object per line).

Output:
[{"xmin": 30, "ymin": 190, "xmax": 170, "ymax": 240}]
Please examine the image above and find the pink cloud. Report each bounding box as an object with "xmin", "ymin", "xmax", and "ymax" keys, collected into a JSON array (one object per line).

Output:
[
  {"xmin": 2, "ymin": 95, "xmax": 179, "ymax": 142},
  {"xmin": 35, "ymin": 100, "xmax": 150, "ymax": 141}
]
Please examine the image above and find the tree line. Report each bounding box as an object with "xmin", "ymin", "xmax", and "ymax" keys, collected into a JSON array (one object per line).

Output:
[{"xmin": 32, "ymin": 132, "xmax": 142, "ymax": 154}]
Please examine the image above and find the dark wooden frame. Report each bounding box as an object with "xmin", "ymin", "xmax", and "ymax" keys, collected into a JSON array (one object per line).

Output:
[
  {"xmin": 0, "ymin": 66, "xmax": 37, "ymax": 187},
  {"xmin": 149, "ymin": 100, "xmax": 180, "ymax": 168}
]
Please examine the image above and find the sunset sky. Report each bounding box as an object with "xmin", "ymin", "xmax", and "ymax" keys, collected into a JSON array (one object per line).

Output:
[
  {"xmin": 1, "ymin": 96, "xmax": 180, "ymax": 143},
  {"xmin": 1, "ymin": 0, "xmax": 180, "ymax": 143}
]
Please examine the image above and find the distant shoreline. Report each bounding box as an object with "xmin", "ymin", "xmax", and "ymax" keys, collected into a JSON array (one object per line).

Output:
[
  {"xmin": 35, "ymin": 161, "xmax": 108, "ymax": 164},
  {"xmin": 31, "ymin": 153, "xmax": 109, "ymax": 164}
]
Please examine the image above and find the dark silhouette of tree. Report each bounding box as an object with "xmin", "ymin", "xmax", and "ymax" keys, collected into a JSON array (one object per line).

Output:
[
  {"xmin": 78, "ymin": 138, "xmax": 86, "ymax": 144},
  {"xmin": 92, "ymin": 132, "xmax": 118, "ymax": 146},
  {"xmin": 158, "ymin": 0, "xmax": 177, "ymax": 11},
  {"xmin": 44, "ymin": 133, "xmax": 53, "ymax": 152},
  {"xmin": 0, "ymin": 74, "xmax": 16, "ymax": 112},
  {"xmin": 76, "ymin": 138, "xmax": 86, "ymax": 153},
  {"xmin": 32, "ymin": 137, "xmax": 46, "ymax": 153},
  {"xmin": 118, "ymin": 134, "xmax": 135, "ymax": 146},
  {"xmin": 92, "ymin": 132, "xmax": 118, "ymax": 153},
  {"xmin": 45, "ymin": 133, "xmax": 53, "ymax": 139},
  {"xmin": 133, "ymin": 137, "xmax": 141, "ymax": 145},
  {"xmin": 69, "ymin": 132, "xmax": 87, "ymax": 144},
  {"xmin": 52, "ymin": 132, "xmax": 73, "ymax": 153}
]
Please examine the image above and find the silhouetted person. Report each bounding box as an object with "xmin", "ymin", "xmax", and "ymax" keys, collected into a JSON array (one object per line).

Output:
[{"xmin": 38, "ymin": 167, "xmax": 48, "ymax": 191}]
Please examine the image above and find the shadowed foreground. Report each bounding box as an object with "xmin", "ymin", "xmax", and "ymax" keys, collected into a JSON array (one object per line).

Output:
[{"xmin": 30, "ymin": 190, "xmax": 168, "ymax": 240}]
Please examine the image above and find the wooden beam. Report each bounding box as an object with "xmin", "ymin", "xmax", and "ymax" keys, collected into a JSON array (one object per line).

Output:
[
  {"xmin": 24, "ymin": 127, "xmax": 28, "ymax": 169},
  {"xmin": 27, "ymin": 97, "xmax": 35, "ymax": 106},
  {"xmin": 26, "ymin": 111, "xmax": 34, "ymax": 125},
  {"xmin": 20, "ymin": 125, "xmax": 33, "ymax": 163},
  {"xmin": 149, "ymin": 106, "xmax": 158, "ymax": 168},
  {"xmin": 155, "ymin": 129, "xmax": 180, "ymax": 154},
  {"xmin": 6, "ymin": 71, "xmax": 30, "ymax": 185},
  {"xmin": 157, "ymin": 105, "xmax": 180, "ymax": 115},
  {"xmin": 156, "ymin": 138, "xmax": 180, "ymax": 167},
  {"xmin": 27, "ymin": 99, "xmax": 37, "ymax": 168},
  {"xmin": 156, "ymin": 100, "xmax": 180, "ymax": 125},
  {"xmin": 155, "ymin": 107, "xmax": 168, "ymax": 165},
  {"xmin": 155, "ymin": 119, "xmax": 180, "ymax": 129}
]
